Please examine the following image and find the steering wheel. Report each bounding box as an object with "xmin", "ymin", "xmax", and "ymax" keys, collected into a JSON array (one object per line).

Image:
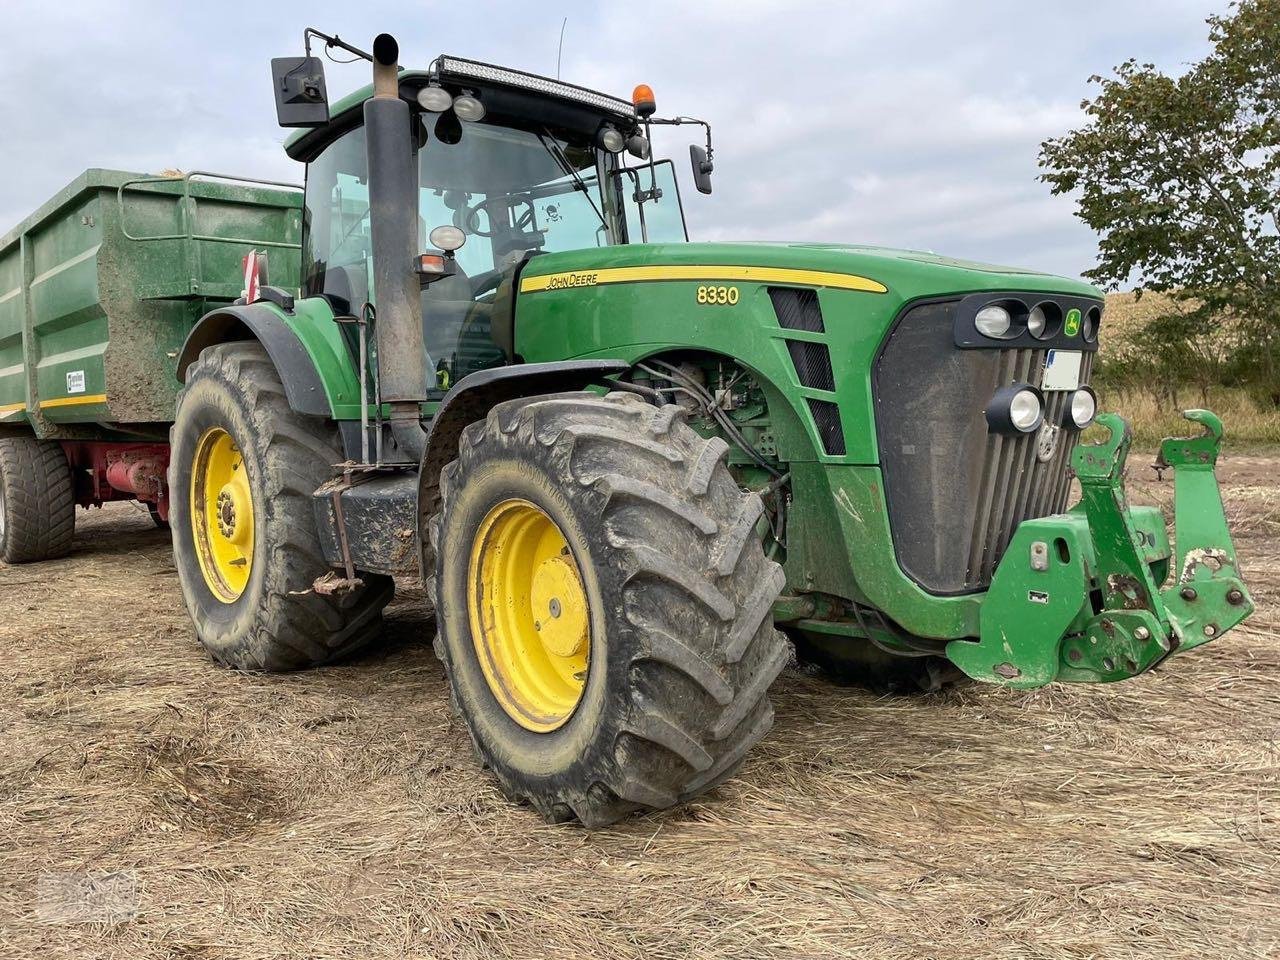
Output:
[{"xmin": 462, "ymin": 195, "xmax": 541, "ymax": 238}]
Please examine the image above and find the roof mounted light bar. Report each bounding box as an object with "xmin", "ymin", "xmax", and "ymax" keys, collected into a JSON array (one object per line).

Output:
[{"xmin": 435, "ymin": 55, "xmax": 637, "ymax": 119}]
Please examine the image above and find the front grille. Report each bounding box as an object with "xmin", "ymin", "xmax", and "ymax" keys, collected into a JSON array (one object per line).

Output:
[
  {"xmin": 872, "ymin": 298, "xmax": 1097, "ymax": 595},
  {"xmin": 964, "ymin": 348, "xmax": 1094, "ymax": 585}
]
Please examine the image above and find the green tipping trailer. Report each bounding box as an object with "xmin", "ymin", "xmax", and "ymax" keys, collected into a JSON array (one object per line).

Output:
[{"xmin": 0, "ymin": 170, "xmax": 301, "ymax": 433}]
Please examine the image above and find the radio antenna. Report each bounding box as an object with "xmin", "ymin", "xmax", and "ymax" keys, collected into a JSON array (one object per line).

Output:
[{"xmin": 556, "ymin": 17, "xmax": 568, "ymax": 79}]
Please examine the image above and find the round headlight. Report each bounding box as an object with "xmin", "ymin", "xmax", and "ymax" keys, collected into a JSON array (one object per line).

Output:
[
  {"xmin": 1083, "ymin": 306, "xmax": 1100, "ymax": 343},
  {"xmin": 428, "ymin": 224, "xmax": 466, "ymax": 252},
  {"xmin": 626, "ymin": 134, "xmax": 651, "ymax": 160},
  {"xmin": 1009, "ymin": 389, "xmax": 1043, "ymax": 431},
  {"xmin": 986, "ymin": 383, "xmax": 1044, "ymax": 434},
  {"xmin": 452, "ymin": 94, "xmax": 486, "ymax": 122},
  {"xmin": 1068, "ymin": 387, "xmax": 1097, "ymax": 428},
  {"xmin": 975, "ymin": 304, "xmax": 1012, "ymax": 339},
  {"xmin": 599, "ymin": 126, "xmax": 625, "ymax": 153},
  {"xmin": 1027, "ymin": 304, "xmax": 1055, "ymax": 340},
  {"xmin": 416, "ymin": 85, "xmax": 453, "ymax": 113}
]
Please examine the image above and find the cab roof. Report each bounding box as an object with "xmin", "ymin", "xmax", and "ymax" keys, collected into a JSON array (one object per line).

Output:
[{"xmin": 284, "ymin": 58, "xmax": 638, "ymax": 163}]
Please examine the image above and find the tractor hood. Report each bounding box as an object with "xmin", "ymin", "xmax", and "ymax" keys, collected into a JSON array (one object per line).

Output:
[{"xmin": 518, "ymin": 241, "xmax": 1101, "ymax": 304}]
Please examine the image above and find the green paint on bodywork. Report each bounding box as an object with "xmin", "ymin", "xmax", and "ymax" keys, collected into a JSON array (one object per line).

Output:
[
  {"xmin": 513, "ymin": 240, "xmax": 1102, "ymax": 633},
  {"xmin": 278, "ymin": 296, "xmax": 366, "ymax": 418},
  {"xmin": 515, "ymin": 242, "xmax": 1098, "ymax": 466}
]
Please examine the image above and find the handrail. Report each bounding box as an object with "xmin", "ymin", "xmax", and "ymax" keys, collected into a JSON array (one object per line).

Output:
[{"xmin": 116, "ymin": 170, "xmax": 304, "ymax": 250}]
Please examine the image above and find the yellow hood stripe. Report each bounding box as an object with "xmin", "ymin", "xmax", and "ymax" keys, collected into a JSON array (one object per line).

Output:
[{"xmin": 520, "ymin": 264, "xmax": 887, "ymax": 295}]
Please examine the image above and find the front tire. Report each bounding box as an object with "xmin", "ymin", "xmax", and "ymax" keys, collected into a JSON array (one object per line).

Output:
[
  {"xmin": 0, "ymin": 436, "xmax": 75, "ymax": 564},
  {"xmin": 432, "ymin": 391, "xmax": 790, "ymax": 827},
  {"xmin": 169, "ymin": 342, "xmax": 393, "ymax": 670}
]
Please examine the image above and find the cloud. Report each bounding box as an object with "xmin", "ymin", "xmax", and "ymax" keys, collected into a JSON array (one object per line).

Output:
[{"xmin": 0, "ymin": 0, "xmax": 1226, "ymax": 279}]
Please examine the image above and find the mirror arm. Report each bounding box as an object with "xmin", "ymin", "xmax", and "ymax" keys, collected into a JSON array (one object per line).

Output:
[
  {"xmin": 303, "ymin": 27, "xmax": 373, "ymax": 64},
  {"xmin": 648, "ymin": 116, "xmax": 714, "ymax": 165}
]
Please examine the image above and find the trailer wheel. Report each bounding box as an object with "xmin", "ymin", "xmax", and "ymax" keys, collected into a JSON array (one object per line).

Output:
[
  {"xmin": 170, "ymin": 342, "xmax": 393, "ymax": 670},
  {"xmin": 0, "ymin": 436, "xmax": 76, "ymax": 564},
  {"xmin": 431, "ymin": 391, "xmax": 790, "ymax": 827}
]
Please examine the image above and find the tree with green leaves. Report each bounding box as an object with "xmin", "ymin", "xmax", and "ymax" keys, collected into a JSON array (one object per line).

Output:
[{"xmin": 1040, "ymin": 0, "xmax": 1280, "ymax": 405}]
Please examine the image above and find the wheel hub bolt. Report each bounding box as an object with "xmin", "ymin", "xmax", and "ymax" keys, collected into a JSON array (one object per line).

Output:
[
  {"xmin": 216, "ymin": 490, "xmax": 237, "ymax": 538},
  {"xmin": 1134, "ymin": 626, "xmax": 1151, "ymax": 641},
  {"xmin": 1226, "ymin": 589, "xmax": 1245, "ymax": 606},
  {"xmin": 549, "ymin": 597, "xmax": 562, "ymax": 619},
  {"xmin": 1180, "ymin": 587, "xmax": 1197, "ymax": 601}
]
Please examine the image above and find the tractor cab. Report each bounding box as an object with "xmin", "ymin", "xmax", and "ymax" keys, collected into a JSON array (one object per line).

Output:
[{"xmin": 278, "ymin": 42, "xmax": 697, "ymax": 393}]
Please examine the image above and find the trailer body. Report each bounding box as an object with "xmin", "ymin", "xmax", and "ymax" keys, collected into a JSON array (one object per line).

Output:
[{"xmin": 0, "ymin": 170, "xmax": 300, "ymax": 437}]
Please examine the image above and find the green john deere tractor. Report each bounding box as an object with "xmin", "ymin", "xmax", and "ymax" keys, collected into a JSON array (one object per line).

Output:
[{"xmin": 0, "ymin": 29, "xmax": 1254, "ymax": 827}]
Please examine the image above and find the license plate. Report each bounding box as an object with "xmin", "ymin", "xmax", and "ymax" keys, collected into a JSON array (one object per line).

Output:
[{"xmin": 1042, "ymin": 350, "xmax": 1082, "ymax": 391}]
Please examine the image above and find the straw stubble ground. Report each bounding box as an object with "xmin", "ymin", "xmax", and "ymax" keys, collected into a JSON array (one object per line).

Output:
[{"xmin": 1, "ymin": 453, "xmax": 1277, "ymax": 959}]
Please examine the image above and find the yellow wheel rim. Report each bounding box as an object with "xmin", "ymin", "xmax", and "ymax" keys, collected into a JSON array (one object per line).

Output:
[
  {"xmin": 468, "ymin": 499, "xmax": 590, "ymax": 732},
  {"xmin": 190, "ymin": 427, "xmax": 254, "ymax": 603}
]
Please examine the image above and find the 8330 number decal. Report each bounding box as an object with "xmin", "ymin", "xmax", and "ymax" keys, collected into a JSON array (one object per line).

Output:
[{"xmin": 695, "ymin": 285, "xmax": 740, "ymax": 305}]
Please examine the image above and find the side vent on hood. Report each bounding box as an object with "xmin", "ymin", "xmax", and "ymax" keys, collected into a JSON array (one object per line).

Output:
[
  {"xmin": 769, "ymin": 287, "xmax": 824, "ymax": 332},
  {"xmin": 769, "ymin": 286, "xmax": 846, "ymax": 457}
]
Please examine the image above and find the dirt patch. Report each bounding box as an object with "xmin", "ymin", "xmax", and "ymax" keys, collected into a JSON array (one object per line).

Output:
[{"xmin": 1, "ymin": 463, "xmax": 1278, "ymax": 959}]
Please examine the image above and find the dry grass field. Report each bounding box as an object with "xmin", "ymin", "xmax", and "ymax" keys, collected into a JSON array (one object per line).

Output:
[{"xmin": 2, "ymin": 452, "xmax": 1278, "ymax": 960}]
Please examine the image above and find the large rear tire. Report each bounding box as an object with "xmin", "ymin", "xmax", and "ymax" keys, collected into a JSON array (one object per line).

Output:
[
  {"xmin": 169, "ymin": 342, "xmax": 393, "ymax": 670},
  {"xmin": 432, "ymin": 391, "xmax": 790, "ymax": 827},
  {"xmin": 0, "ymin": 436, "xmax": 75, "ymax": 564}
]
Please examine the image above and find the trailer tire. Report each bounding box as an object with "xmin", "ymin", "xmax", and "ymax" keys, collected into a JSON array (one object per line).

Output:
[
  {"xmin": 0, "ymin": 436, "xmax": 76, "ymax": 564},
  {"xmin": 431, "ymin": 391, "xmax": 790, "ymax": 827},
  {"xmin": 170, "ymin": 342, "xmax": 393, "ymax": 671}
]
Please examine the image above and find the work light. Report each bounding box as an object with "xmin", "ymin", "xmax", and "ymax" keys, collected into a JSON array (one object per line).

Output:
[
  {"xmin": 452, "ymin": 94, "xmax": 486, "ymax": 122},
  {"xmin": 1067, "ymin": 386, "xmax": 1097, "ymax": 428},
  {"xmin": 975, "ymin": 304, "xmax": 1012, "ymax": 339},
  {"xmin": 429, "ymin": 225, "xmax": 467, "ymax": 252},
  {"xmin": 437, "ymin": 56, "xmax": 637, "ymax": 118},
  {"xmin": 598, "ymin": 126, "xmax": 625, "ymax": 153},
  {"xmin": 986, "ymin": 383, "xmax": 1044, "ymax": 434},
  {"xmin": 417, "ymin": 85, "xmax": 453, "ymax": 112}
]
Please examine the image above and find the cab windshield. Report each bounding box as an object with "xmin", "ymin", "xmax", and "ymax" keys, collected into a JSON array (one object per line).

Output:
[{"xmin": 302, "ymin": 116, "xmax": 616, "ymax": 391}]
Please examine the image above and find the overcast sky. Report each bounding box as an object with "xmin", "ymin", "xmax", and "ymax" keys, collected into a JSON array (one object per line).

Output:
[{"xmin": 0, "ymin": 0, "xmax": 1226, "ymax": 280}]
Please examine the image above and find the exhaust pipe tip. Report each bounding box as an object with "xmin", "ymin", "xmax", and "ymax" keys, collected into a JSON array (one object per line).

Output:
[
  {"xmin": 372, "ymin": 33, "xmax": 398, "ymax": 67},
  {"xmin": 371, "ymin": 33, "xmax": 400, "ymax": 98}
]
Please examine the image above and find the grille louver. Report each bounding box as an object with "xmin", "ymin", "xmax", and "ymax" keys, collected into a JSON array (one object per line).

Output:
[
  {"xmin": 769, "ymin": 287, "xmax": 824, "ymax": 332},
  {"xmin": 786, "ymin": 341, "xmax": 836, "ymax": 391}
]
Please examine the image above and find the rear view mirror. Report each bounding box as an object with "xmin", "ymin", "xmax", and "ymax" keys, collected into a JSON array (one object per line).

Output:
[
  {"xmin": 271, "ymin": 56, "xmax": 329, "ymax": 128},
  {"xmin": 689, "ymin": 144, "xmax": 714, "ymax": 195}
]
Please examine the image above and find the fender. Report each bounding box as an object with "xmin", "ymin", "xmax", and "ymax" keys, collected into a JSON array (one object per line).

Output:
[
  {"xmin": 175, "ymin": 304, "xmax": 331, "ymax": 417},
  {"xmin": 417, "ymin": 359, "xmax": 630, "ymax": 559}
]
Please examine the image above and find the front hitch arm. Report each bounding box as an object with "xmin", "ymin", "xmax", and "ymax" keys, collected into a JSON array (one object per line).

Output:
[
  {"xmin": 1064, "ymin": 410, "xmax": 1251, "ymax": 679},
  {"xmin": 1152, "ymin": 410, "xmax": 1253, "ymax": 651},
  {"xmin": 949, "ymin": 409, "xmax": 1252, "ymax": 687}
]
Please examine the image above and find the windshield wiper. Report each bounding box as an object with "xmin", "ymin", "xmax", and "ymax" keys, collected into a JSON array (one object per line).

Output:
[{"xmin": 537, "ymin": 130, "xmax": 607, "ymax": 230}]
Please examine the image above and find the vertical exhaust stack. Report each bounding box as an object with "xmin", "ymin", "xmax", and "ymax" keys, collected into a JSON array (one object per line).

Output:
[{"xmin": 364, "ymin": 33, "xmax": 427, "ymax": 460}]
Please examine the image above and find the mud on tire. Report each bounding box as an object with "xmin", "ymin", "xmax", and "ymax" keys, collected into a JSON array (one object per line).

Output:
[
  {"xmin": 432, "ymin": 391, "xmax": 791, "ymax": 827},
  {"xmin": 0, "ymin": 435, "xmax": 75, "ymax": 564},
  {"xmin": 169, "ymin": 342, "xmax": 393, "ymax": 670}
]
